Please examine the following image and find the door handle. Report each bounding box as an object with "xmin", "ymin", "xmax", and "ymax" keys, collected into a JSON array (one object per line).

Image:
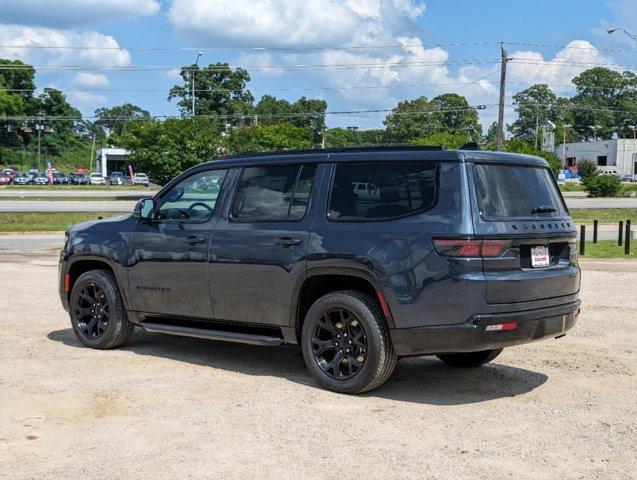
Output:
[
  {"xmin": 275, "ymin": 237, "xmax": 302, "ymax": 247},
  {"xmin": 184, "ymin": 235, "xmax": 206, "ymax": 245}
]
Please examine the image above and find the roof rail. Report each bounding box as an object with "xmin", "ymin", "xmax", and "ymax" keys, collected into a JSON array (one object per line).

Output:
[{"xmin": 218, "ymin": 145, "xmax": 445, "ymax": 161}]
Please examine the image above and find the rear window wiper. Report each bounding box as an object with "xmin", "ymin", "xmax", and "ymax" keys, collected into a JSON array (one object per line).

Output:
[{"xmin": 531, "ymin": 205, "xmax": 557, "ymax": 214}]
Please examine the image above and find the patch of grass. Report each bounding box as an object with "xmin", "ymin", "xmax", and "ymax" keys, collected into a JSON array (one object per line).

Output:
[
  {"xmin": 569, "ymin": 209, "xmax": 636, "ymax": 224},
  {"xmin": 0, "ymin": 212, "xmax": 127, "ymax": 232},
  {"xmin": 559, "ymin": 183, "xmax": 585, "ymax": 192},
  {"xmin": 580, "ymin": 240, "xmax": 637, "ymax": 258}
]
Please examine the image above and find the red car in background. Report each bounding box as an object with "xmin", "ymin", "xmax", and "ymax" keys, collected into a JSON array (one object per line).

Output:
[
  {"xmin": 0, "ymin": 173, "xmax": 12, "ymax": 185},
  {"xmin": 2, "ymin": 168, "xmax": 17, "ymax": 182}
]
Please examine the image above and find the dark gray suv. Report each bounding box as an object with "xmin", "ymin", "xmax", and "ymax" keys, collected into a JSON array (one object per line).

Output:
[{"xmin": 58, "ymin": 147, "xmax": 580, "ymax": 393}]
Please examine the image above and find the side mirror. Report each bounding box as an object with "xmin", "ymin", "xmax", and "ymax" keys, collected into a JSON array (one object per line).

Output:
[{"xmin": 133, "ymin": 197, "xmax": 154, "ymax": 221}]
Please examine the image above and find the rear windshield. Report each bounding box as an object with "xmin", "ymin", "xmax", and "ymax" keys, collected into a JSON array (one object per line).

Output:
[{"xmin": 473, "ymin": 164, "xmax": 566, "ymax": 219}]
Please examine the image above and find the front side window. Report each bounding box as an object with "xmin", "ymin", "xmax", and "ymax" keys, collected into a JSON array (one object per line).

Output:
[
  {"xmin": 328, "ymin": 162, "xmax": 438, "ymax": 221},
  {"xmin": 156, "ymin": 169, "xmax": 228, "ymax": 221},
  {"xmin": 231, "ymin": 164, "xmax": 317, "ymax": 221}
]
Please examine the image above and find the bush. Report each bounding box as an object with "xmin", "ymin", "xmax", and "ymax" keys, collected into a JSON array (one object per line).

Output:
[
  {"xmin": 584, "ymin": 174, "xmax": 623, "ymax": 198},
  {"xmin": 577, "ymin": 160, "xmax": 598, "ymax": 184}
]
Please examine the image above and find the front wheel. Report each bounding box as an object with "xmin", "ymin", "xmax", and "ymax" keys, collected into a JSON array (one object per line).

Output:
[
  {"xmin": 301, "ymin": 290, "xmax": 396, "ymax": 394},
  {"xmin": 69, "ymin": 270, "xmax": 134, "ymax": 349},
  {"xmin": 437, "ymin": 349, "xmax": 503, "ymax": 368}
]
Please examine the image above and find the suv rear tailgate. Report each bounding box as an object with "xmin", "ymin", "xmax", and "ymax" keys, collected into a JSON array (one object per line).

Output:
[{"xmin": 468, "ymin": 160, "xmax": 580, "ymax": 305}]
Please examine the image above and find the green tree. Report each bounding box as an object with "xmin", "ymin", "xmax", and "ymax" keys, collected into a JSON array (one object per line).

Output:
[
  {"xmin": 255, "ymin": 95, "xmax": 327, "ymax": 145},
  {"xmin": 94, "ymin": 103, "xmax": 150, "ymax": 137},
  {"xmin": 503, "ymin": 140, "xmax": 561, "ymax": 175},
  {"xmin": 168, "ymin": 63, "xmax": 254, "ymax": 124},
  {"xmin": 577, "ymin": 160, "xmax": 598, "ymax": 184},
  {"xmin": 384, "ymin": 96, "xmax": 439, "ymax": 143},
  {"xmin": 226, "ymin": 123, "xmax": 312, "ymax": 155},
  {"xmin": 570, "ymin": 68, "xmax": 624, "ymax": 140},
  {"xmin": 509, "ymin": 84, "xmax": 571, "ymax": 143},
  {"xmin": 615, "ymin": 71, "xmax": 637, "ymax": 139},
  {"xmin": 123, "ymin": 118, "xmax": 223, "ymax": 185},
  {"xmin": 412, "ymin": 132, "xmax": 470, "ymax": 149},
  {"xmin": 33, "ymin": 88, "xmax": 82, "ymax": 156},
  {"xmin": 0, "ymin": 59, "xmax": 36, "ymax": 101},
  {"xmin": 324, "ymin": 127, "xmax": 385, "ymax": 147},
  {"xmin": 430, "ymin": 93, "xmax": 481, "ymax": 140}
]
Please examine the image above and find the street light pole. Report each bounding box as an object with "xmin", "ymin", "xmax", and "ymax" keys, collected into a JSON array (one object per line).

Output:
[
  {"xmin": 629, "ymin": 125, "xmax": 636, "ymax": 140},
  {"xmin": 607, "ymin": 28, "xmax": 637, "ymax": 41},
  {"xmin": 192, "ymin": 52, "xmax": 203, "ymax": 116},
  {"xmin": 562, "ymin": 124, "xmax": 572, "ymax": 167}
]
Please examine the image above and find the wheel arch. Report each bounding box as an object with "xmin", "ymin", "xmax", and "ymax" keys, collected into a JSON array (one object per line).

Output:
[
  {"xmin": 291, "ymin": 267, "xmax": 395, "ymax": 343},
  {"xmin": 66, "ymin": 255, "xmax": 130, "ymax": 309}
]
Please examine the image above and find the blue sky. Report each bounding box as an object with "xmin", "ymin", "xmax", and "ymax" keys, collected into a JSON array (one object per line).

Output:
[{"xmin": 1, "ymin": 0, "xmax": 635, "ymax": 131}]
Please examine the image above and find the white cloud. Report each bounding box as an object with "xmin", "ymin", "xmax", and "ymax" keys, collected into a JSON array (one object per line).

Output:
[
  {"xmin": 2, "ymin": 0, "xmax": 160, "ymax": 28},
  {"xmin": 72, "ymin": 72, "xmax": 109, "ymax": 87},
  {"xmin": 70, "ymin": 91, "xmax": 107, "ymax": 104},
  {"xmin": 168, "ymin": 0, "xmax": 425, "ymax": 47},
  {"xmin": 0, "ymin": 25, "xmax": 132, "ymax": 67},
  {"xmin": 505, "ymin": 40, "xmax": 618, "ymax": 93}
]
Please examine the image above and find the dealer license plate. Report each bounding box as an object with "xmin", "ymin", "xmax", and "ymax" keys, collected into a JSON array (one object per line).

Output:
[{"xmin": 531, "ymin": 246, "xmax": 550, "ymax": 268}]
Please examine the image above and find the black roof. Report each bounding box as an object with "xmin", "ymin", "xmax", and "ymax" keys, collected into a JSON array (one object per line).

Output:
[{"xmin": 200, "ymin": 146, "xmax": 549, "ymax": 169}]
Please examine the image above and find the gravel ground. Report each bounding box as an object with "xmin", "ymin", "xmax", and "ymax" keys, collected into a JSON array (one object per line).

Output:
[{"xmin": 0, "ymin": 251, "xmax": 635, "ymax": 480}]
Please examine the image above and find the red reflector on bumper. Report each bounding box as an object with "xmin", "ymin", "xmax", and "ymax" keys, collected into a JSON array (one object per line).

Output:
[
  {"xmin": 64, "ymin": 273, "xmax": 71, "ymax": 293},
  {"xmin": 485, "ymin": 322, "xmax": 518, "ymax": 332}
]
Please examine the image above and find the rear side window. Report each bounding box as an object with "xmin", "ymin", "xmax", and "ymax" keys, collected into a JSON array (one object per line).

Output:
[
  {"xmin": 473, "ymin": 164, "xmax": 566, "ymax": 219},
  {"xmin": 328, "ymin": 162, "xmax": 437, "ymax": 221},
  {"xmin": 231, "ymin": 164, "xmax": 317, "ymax": 221}
]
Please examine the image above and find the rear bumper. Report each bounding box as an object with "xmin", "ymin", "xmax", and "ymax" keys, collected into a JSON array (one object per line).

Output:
[{"xmin": 390, "ymin": 300, "xmax": 580, "ymax": 357}]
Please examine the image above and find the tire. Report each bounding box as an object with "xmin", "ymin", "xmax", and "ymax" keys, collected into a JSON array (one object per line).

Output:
[
  {"xmin": 69, "ymin": 270, "xmax": 134, "ymax": 349},
  {"xmin": 437, "ymin": 348, "xmax": 503, "ymax": 368},
  {"xmin": 301, "ymin": 290, "xmax": 396, "ymax": 394}
]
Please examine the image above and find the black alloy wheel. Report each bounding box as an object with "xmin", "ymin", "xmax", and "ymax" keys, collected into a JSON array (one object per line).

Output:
[
  {"xmin": 74, "ymin": 282, "xmax": 110, "ymax": 339},
  {"xmin": 311, "ymin": 308, "xmax": 368, "ymax": 380}
]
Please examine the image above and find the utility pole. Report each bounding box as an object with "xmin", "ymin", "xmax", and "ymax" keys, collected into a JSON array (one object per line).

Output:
[
  {"xmin": 562, "ymin": 124, "xmax": 572, "ymax": 167},
  {"xmin": 496, "ymin": 43, "xmax": 509, "ymax": 151},
  {"xmin": 192, "ymin": 52, "xmax": 203, "ymax": 116}
]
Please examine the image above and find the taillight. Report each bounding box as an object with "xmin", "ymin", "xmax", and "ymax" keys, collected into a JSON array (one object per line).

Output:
[{"xmin": 433, "ymin": 239, "xmax": 511, "ymax": 258}]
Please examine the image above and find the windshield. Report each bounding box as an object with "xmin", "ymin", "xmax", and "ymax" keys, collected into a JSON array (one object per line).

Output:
[{"xmin": 473, "ymin": 164, "xmax": 567, "ymax": 220}]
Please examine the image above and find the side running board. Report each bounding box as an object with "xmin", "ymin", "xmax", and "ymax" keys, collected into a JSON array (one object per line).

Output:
[{"xmin": 141, "ymin": 322, "xmax": 284, "ymax": 346}]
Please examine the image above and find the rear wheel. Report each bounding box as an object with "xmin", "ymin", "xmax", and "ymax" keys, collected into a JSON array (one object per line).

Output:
[
  {"xmin": 301, "ymin": 290, "xmax": 396, "ymax": 394},
  {"xmin": 437, "ymin": 348, "xmax": 503, "ymax": 368},
  {"xmin": 69, "ymin": 270, "xmax": 134, "ymax": 349}
]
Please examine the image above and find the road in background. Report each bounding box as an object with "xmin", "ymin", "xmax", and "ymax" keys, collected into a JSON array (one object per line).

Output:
[
  {"xmin": 0, "ymin": 189, "xmax": 157, "ymax": 199},
  {"xmin": 1, "ymin": 197, "xmax": 637, "ymax": 212}
]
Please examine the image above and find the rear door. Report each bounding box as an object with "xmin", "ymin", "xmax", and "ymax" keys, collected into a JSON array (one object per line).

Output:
[
  {"xmin": 469, "ymin": 161, "xmax": 580, "ymax": 304},
  {"xmin": 209, "ymin": 161, "xmax": 323, "ymax": 326}
]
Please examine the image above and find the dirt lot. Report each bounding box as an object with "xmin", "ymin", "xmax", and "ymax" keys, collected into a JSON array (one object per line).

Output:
[{"xmin": 0, "ymin": 251, "xmax": 635, "ymax": 480}]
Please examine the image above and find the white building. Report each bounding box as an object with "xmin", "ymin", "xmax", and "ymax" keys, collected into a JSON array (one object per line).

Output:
[
  {"xmin": 95, "ymin": 148, "xmax": 130, "ymax": 178},
  {"xmin": 554, "ymin": 139, "xmax": 637, "ymax": 177}
]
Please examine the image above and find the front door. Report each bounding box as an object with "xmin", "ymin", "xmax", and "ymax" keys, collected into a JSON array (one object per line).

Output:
[
  {"xmin": 128, "ymin": 168, "xmax": 229, "ymax": 318},
  {"xmin": 210, "ymin": 162, "xmax": 322, "ymax": 326}
]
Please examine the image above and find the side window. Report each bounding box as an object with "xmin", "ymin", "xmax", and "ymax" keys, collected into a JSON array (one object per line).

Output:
[
  {"xmin": 328, "ymin": 162, "xmax": 437, "ymax": 221},
  {"xmin": 231, "ymin": 164, "xmax": 317, "ymax": 221},
  {"xmin": 157, "ymin": 169, "xmax": 228, "ymax": 221}
]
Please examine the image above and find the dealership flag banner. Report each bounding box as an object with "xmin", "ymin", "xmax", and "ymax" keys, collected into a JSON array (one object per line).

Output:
[
  {"xmin": 128, "ymin": 165, "xmax": 135, "ymax": 185},
  {"xmin": 47, "ymin": 162, "xmax": 53, "ymax": 184}
]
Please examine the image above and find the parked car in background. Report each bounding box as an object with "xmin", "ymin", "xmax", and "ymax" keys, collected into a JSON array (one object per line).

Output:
[
  {"xmin": 0, "ymin": 173, "xmax": 11, "ymax": 185},
  {"xmin": 89, "ymin": 173, "xmax": 106, "ymax": 185},
  {"xmin": 27, "ymin": 169, "xmax": 39, "ymax": 182},
  {"xmin": 2, "ymin": 168, "xmax": 17, "ymax": 181},
  {"xmin": 13, "ymin": 173, "xmax": 30, "ymax": 185},
  {"xmin": 31, "ymin": 173, "xmax": 50, "ymax": 185},
  {"xmin": 109, "ymin": 171, "xmax": 125, "ymax": 185},
  {"xmin": 59, "ymin": 147, "xmax": 580, "ymax": 394},
  {"xmin": 599, "ymin": 169, "xmax": 619, "ymax": 176},
  {"xmin": 133, "ymin": 172, "xmax": 150, "ymax": 186},
  {"xmin": 70, "ymin": 173, "xmax": 88, "ymax": 185},
  {"xmin": 53, "ymin": 172, "xmax": 69, "ymax": 185}
]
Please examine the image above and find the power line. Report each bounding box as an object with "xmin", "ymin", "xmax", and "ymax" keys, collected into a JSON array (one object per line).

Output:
[{"xmin": 1, "ymin": 40, "xmax": 636, "ymax": 54}]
